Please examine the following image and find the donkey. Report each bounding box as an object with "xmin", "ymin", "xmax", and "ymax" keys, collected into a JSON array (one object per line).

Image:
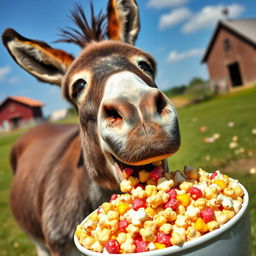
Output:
[{"xmin": 2, "ymin": 1, "xmax": 180, "ymax": 255}]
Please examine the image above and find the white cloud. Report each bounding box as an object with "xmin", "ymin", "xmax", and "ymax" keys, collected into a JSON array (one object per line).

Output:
[
  {"xmin": 182, "ymin": 4, "xmax": 245, "ymax": 34},
  {"xmin": 159, "ymin": 8, "xmax": 192, "ymax": 30},
  {"xmin": 148, "ymin": 0, "xmax": 188, "ymax": 9},
  {"xmin": 8, "ymin": 77, "xmax": 19, "ymax": 84},
  {"xmin": 0, "ymin": 66, "xmax": 11, "ymax": 81},
  {"xmin": 167, "ymin": 48, "xmax": 205, "ymax": 62}
]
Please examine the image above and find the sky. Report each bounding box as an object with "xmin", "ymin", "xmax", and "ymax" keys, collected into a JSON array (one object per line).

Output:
[{"xmin": 0, "ymin": 0, "xmax": 255, "ymax": 116}]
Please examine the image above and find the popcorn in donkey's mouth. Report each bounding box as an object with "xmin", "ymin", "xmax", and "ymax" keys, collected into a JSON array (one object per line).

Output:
[{"xmin": 75, "ymin": 164, "xmax": 244, "ymax": 254}]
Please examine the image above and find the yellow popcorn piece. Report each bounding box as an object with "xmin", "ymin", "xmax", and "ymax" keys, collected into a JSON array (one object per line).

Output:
[
  {"xmin": 194, "ymin": 218, "xmax": 208, "ymax": 233},
  {"xmin": 120, "ymin": 179, "xmax": 132, "ymax": 193},
  {"xmin": 207, "ymin": 221, "xmax": 219, "ymax": 231},
  {"xmin": 145, "ymin": 207, "xmax": 156, "ymax": 217},
  {"xmin": 128, "ymin": 176, "xmax": 139, "ymax": 186},
  {"xmin": 155, "ymin": 243, "xmax": 166, "ymax": 249},
  {"xmin": 152, "ymin": 160, "xmax": 162, "ymax": 166},
  {"xmin": 233, "ymin": 185, "xmax": 244, "ymax": 197},
  {"xmin": 177, "ymin": 193, "xmax": 191, "ymax": 207},
  {"xmin": 116, "ymin": 203, "xmax": 130, "ymax": 214},
  {"xmin": 95, "ymin": 228, "xmax": 111, "ymax": 243},
  {"xmin": 213, "ymin": 180, "xmax": 227, "ymax": 190},
  {"xmin": 139, "ymin": 170, "xmax": 150, "ymax": 183},
  {"xmin": 102, "ymin": 202, "xmax": 113, "ymax": 213}
]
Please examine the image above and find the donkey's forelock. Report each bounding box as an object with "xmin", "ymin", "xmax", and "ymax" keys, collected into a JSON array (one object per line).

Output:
[{"xmin": 56, "ymin": 3, "xmax": 107, "ymax": 48}]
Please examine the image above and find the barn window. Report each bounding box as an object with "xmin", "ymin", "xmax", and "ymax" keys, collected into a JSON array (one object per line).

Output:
[{"xmin": 223, "ymin": 39, "xmax": 232, "ymax": 53}]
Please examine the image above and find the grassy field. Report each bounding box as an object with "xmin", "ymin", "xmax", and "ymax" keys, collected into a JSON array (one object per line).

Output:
[{"xmin": 0, "ymin": 87, "xmax": 255, "ymax": 255}]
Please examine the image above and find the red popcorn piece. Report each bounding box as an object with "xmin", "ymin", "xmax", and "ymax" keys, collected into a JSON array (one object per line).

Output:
[
  {"xmin": 134, "ymin": 235, "xmax": 143, "ymax": 245},
  {"xmin": 167, "ymin": 189, "xmax": 177, "ymax": 199},
  {"xmin": 200, "ymin": 208, "xmax": 215, "ymax": 223},
  {"xmin": 105, "ymin": 239, "xmax": 120, "ymax": 254},
  {"xmin": 164, "ymin": 198, "xmax": 179, "ymax": 210},
  {"xmin": 156, "ymin": 232, "xmax": 171, "ymax": 247},
  {"xmin": 210, "ymin": 172, "xmax": 218, "ymax": 180},
  {"xmin": 190, "ymin": 187, "xmax": 203, "ymax": 200},
  {"xmin": 123, "ymin": 168, "xmax": 134, "ymax": 178},
  {"xmin": 132, "ymin": 198, "xmax": 146, "ymax": 211},
  {"xmin": 149, "ymin": 166, "xmax": 163, "ymax": 181},
  {"xmin": 118, "ymin": 219, "xmax": 129, "ymax": 232},
  {"xmin": 136, "ymin": 240, "xmax": 149, "ymax": 252},
  {"xmin": 110, "ymin": 194, "xmax": 118, "ymax": 202}
]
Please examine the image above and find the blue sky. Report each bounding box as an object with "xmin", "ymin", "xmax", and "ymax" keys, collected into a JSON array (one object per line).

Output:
[{"xmin": 0, "ymin": 0, "xmax": 255, "ymax": 116}]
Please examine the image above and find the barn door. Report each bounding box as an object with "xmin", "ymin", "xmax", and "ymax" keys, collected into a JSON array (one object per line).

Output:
[{"xmin": 228, "ymin": 62, "xmax": 243, "ymax": 87}]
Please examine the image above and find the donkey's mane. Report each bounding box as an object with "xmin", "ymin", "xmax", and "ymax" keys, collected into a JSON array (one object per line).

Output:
[{"xmin": 56, "ymin": 3, "xmax": 107, "ymax": 48}]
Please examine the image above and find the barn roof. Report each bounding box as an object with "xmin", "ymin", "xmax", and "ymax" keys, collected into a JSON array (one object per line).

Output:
[
  {"xmin": 0, "ymin": 96, "xmax": 44, "ymax": 107},
  {"xmin": 202, "ymin": 18, "xmax": 256, "ymax": 63}
]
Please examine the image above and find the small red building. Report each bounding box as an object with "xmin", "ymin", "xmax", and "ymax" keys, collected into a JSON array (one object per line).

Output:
[
  {"xmin": 202, "ymin": 18, "xmax": 256, "ymax": 92},
  {"xmin": 0, "ymin": 96, "xmax": 44, "ymax": 129}
]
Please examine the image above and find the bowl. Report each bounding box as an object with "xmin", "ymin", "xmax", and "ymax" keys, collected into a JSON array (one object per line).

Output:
[{"xmin": 74, "ymin": 184, "xmax": 251, "ymax": 256}]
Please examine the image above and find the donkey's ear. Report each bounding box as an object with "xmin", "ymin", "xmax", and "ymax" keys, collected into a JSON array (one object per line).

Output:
[
  {"xmin": 2, "ymin": 28, "xmax": 74, "ymax": 86},
  {"xmin": 107, "ymin": 0, "xmax": 140, "ymax": 45}
]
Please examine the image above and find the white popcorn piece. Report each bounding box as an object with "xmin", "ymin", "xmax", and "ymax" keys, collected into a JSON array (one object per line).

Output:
[
  {"xmin": 157, "ymin": 177, "xmax": 174, "ymax": 192},
  {"xmin": 233, "ymin": 200, "xmax": 242, "ymax": 213},
  {"xmin": 124, "ymin": 208, "xmax": 147, "ymax": 225},
  {"xmin": 217, "ymin": 194, "xmax": 233, "ymax": 209},
  {"xmin": 131, "ymin": 186, "xmax": 147, "ymax": 199},
  {"xmin": 185, "ymin": 205, "xmax": 200, "ymax": 221},
  {"xmin": 148, "ymin": 242, "xmax": 156, "ymax": 251}
]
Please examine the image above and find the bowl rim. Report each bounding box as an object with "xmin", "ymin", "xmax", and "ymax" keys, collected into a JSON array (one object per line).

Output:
[{"xmin": 74, "ymin": 183, "xmax": 249, "ymax": 256}]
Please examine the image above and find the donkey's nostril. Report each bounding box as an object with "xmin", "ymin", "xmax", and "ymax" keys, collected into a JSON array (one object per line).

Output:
[
  {"xmin": 104, "ymin": 107, "xmax": 122, "ymax": 122},
  {"xmin": 156, "ymin": 93, "xmax": 167, "ymax": 115}
]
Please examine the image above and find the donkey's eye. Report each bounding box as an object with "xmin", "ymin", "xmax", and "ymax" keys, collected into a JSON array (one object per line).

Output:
[
  {"xmin": 138, "ymin": 61, "xmax": 153, "ymax": 75},
  {"xmin": 72, "ymin": 79, "xmax": 87, "ymax": 100}
]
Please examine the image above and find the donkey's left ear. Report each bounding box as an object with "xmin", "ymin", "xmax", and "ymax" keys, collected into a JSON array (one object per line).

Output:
[
  {"xmin": 2, "ymin": 28, "xmax": 74, "ymax": 86},
  {"xmin": 107, "ymin": 0, "xmax": 140, "ymax": 45}
]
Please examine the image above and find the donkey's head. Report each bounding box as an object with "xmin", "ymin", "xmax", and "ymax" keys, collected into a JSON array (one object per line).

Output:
[{"xmin": 2, "ymin": 0, "xmax": 180, "ymax": 189}]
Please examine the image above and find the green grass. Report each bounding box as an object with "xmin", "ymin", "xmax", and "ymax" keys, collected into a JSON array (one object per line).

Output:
[{"xmin": 0, "ymin": 87, "xmax": 256, "ymax": 255}]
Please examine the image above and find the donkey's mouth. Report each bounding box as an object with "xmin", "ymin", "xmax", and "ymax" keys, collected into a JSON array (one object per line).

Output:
[{"xmin": 110, "ymin": 154, "xmax": 169, "ymax": 180}]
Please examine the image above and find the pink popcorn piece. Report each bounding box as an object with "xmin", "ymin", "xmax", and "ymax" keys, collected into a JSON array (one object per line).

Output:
[
  {"xmin": 118, "ymin": 219, "xmax": 129, "ymax": 232},
  {"xmin": 97, "ymin": 206, "xmax": 102, "ymax": 214},
  {"xmin": 190, "ymin": 187, "xmax": 203, "ymax": 200},
  {"xmin": 132, "ymin": 198, "xmax": 146, "ymax": 211},
  {"xmin": 110, "ymin": 194, "xmax": 118, "ymax": 202},
  {"xmin": 105, "ymin": 239, "xmax": 120, "ymax": 254},
  {"xmin": 123, "ymin": 168, "xmax": 134, "ymax": 178},
  {"xmin": 200, "ymin": 208, "xmax": 215, "ymax": 223},
  {"xmin": 149, "ymin": 166, "xmax": 163, "ymax": 181},
  {"xmin": 210, "ymin": 172, "xmax": 218, "ymax": 180},
  {"xmin": 157, "ymin": 232, "xmax": 172, "ymax": 247},
  {"xmin": 167, "ymin": 189, "xmax": 177, "ymax": 199},
  {"xmin": 165, "ymin": 198, "xmax": 179, "ymax": 210},
  {"xmin": 136, "ymin": 240, "xmax": 149, "ymax": 252}
]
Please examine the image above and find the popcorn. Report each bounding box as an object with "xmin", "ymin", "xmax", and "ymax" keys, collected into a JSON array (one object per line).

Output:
[
  {"xmin": 139, "ymin": 170, "xmax": 150, "ymax": 183},
  {"xmin": 159, "ymin": 223, "xmax": 172, "ymax": 234},
  {"xmin": 145, "ymin": 185, "xmax": 157, "ymax": 197},
  {"xmin": 140, "ymin": 228, "xmax": 156, "ymax": 242},
  {"xmin": 170, "ymin": 232, "xmax": 186, "ymax": 245},
  {"xmin": 76, "ymin": 168, "xmax": 245, "ymax": 254},
  {"xmin": 185, "ymin": 205, "xmax": 200, "ymax": 221},
  {"xmin": 157, "ymin": 177, "xmax": 174, "ymax": 192},
  {"xmin": 186, "ymin": 226, "xmax": 201, "ymax": 241},
  {"xmin": 217, "ymin": 194, "xmax": 233, "ymax": 209},
  {"xmin": 175, "ymin": 214, "xmax": 190, "ymax": 228},
  {"xmin": 131, "ymin": 186, "xmax": 147, "ymax": 199},
  {"xmin": 120, "ymin": 179, "xmax": 132, "ymax": 193},
  {"xmin": 120, "ymin": 238, "xmax": 136, "ymax": 253}
]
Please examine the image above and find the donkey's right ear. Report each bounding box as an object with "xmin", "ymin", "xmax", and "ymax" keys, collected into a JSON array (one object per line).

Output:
[
  {"xmin": 107, "ymin": 0, "xmax": 140, "ymax": 45},
  {"xmin": 2, "ymin": 28, "xmax": 74, "ymax": 86}
]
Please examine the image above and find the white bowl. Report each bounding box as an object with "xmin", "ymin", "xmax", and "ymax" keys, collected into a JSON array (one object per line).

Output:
[{"xmin": 74, "ymin": 184, "xmax": 251, "ymax": 256}]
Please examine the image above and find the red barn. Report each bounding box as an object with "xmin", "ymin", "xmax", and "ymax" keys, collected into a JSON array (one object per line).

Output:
[
  {"xmin": 0, "ymin": 96, "xmax": 44, "ymax": 129},
  {"xmin": 202, "ymin": 18, "xmax": 256, "ymax": 92}
]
